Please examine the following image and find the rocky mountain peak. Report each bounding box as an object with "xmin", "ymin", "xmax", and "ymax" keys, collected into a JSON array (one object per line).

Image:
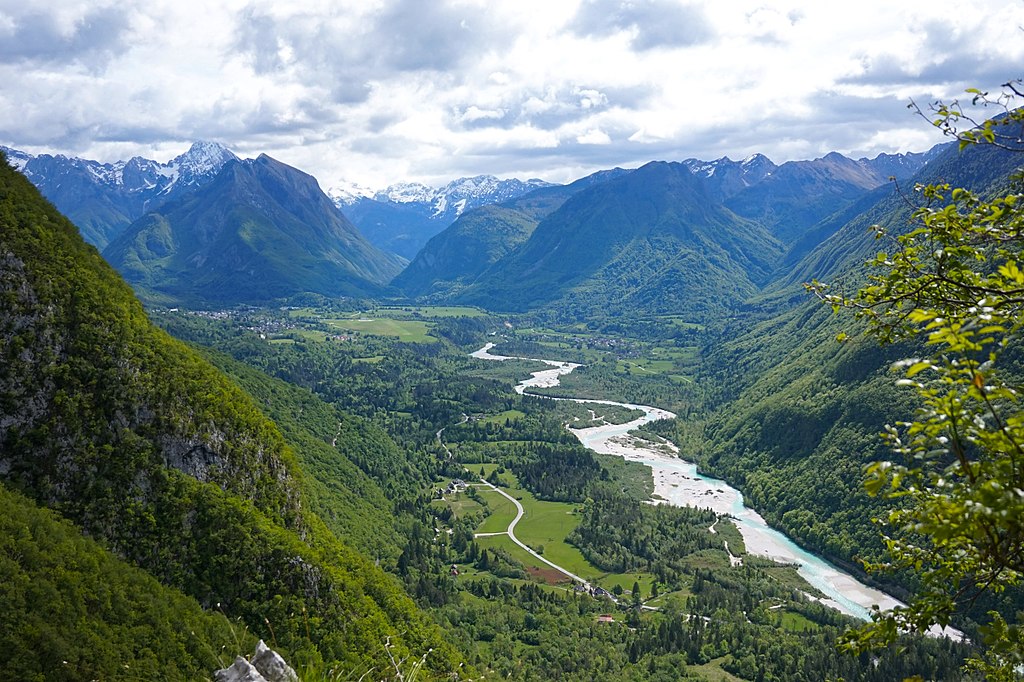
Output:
[{"xmin": 170, "ymin": 141, "xmax": 238, "ymax": 182}]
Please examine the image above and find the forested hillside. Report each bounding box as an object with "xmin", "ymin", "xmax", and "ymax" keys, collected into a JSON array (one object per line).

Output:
[
  {"xmin": 456, "ymin": 161, "xmax": 782, "ymax": 319},
  {"xmin": 103, "ymin": 154, "xmax": 404, "ymax": 305},
  {"xmin": 691, "ymin": 134, "xmax": 1024, "ymax": 581},
  {"xmin": 0, "ymin": 154, "xmax": 461, "ymax": 679},
  {"xmin": 393, "ymin": 168, "xmax": 630, "ymax": 298}
]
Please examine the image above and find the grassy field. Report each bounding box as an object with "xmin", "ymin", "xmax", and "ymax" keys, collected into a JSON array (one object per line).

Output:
[
  {"xmin": 514, "ymin": 496, "xmax": 588, "ymax": 573},
  {"xmin": 475, "ymin": 409, "xmax": 527, "ymax": 426},
  {"xmin": 432, "ymin": 492, "xmax": 485, "ymax": 520},
  {"xmin": 474, "ymin": 489, "xmax": 519, "ymax": 534},
  {"xmin": 644, "ymin": 585, "xmax": 693, "ymax": 608},
  {"xmin": 714, "ymin": 518, "xmax": 746, "ymax": 554},
  {"xmin": 473, "ymin": 472, "xmax": 604, "ymax": 583},
  {"xmin": 449, "ymin": 457, "xmax": 657, "ymax": 589},
  {"xmin": 692, "ymin": 657, "xmax": 744, "ymax": 682},
  {"xmin": 601, "ymin": 572, "xmax": 659, "ymax": 598},
  {"xmin": 461, "ymin": 462, "xmax": 501, "ymax": 479},
  {"xmin": 268, "ymin": 329, "xmax": 331, "ymax": 343},
  {"xmin": 322, "ymin": 316, "xmax": 435, "ymax": 342},
  {"xmin": 776, "ymin": 609, "xmax": 820, "ymax": 632},
  {"xmin": 474, "ymin": 535, "xmax": 574, "ymax": 584}
]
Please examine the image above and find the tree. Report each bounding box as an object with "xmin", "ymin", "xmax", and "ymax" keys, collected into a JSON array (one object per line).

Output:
[{"xmin": 810, "ymin": 82, "xmax": 1024, "ymax": 677}]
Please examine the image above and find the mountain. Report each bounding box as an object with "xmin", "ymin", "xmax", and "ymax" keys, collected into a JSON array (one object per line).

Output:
[
  {"xmin": 692, "ymin": 137, "xmax": 1024, "ymax": 572},
  {"xmin": 452, "ymin": 161, "xmax": 783, "ymax": 318},
  {"xmin": 721, "ymin": 151, "xmax": 890, "ymax": 243},
  {"xmin": 393, "ymin": 168, "xmax": 631, "ymax": 298},
  {"xmin": 0, "ymin": 152, "xmax": 460, "ymax": 676},
  {"xmin": 333, "ymin": 174, "xmax": 557, "ymax": 259},
  {"xmin": 1, "ymin": 141, "xmax": 238, "ymax": 249},
  {"xmin": 857, "ymin": 145, "xmax": 947, "ymax": 180},
  {"xmin": 682, "ymin": 153, "xmax": 779, "ymax": 201},
  {"xmin": 103, "ymin": 154, "xmax": 405, "ymax": 305},
  {"xmin": 679, "ymin": 148, "xmax": 945, "ymax": 246}
]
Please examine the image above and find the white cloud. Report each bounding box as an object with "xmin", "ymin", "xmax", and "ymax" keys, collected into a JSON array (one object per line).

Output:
[
  {"xmin": 576, "ymin": 128, "xmax": 612, "ymax": 145},
  {"xmin": 459, "ymin": 106, "xmax": 506, "ymax": 123},
  {"xmin": 1, "ymin": 0, "xmax": 1022, "ymax": 188}
]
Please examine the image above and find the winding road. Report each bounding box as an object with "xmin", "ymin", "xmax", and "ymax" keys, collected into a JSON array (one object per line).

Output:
[
  {"xmin": 436, "ymin": 419, "xmax": 593, "ymax": 588},
  {"xmin": 472, "ymin": 479, "xmax": 592, "ymax": 587}
]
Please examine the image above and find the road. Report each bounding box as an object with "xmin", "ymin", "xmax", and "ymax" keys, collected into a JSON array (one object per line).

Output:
[
  {"xmin": 435, "ymin": 408, "xmax": 606, "ymax": 595},
  {"xmin": 474, "ymin": 479, "xmax": 592, "ymax": 588},
  {"xmin": 435, "ymin": 414, "xmax": 467, "ymax": 459}
]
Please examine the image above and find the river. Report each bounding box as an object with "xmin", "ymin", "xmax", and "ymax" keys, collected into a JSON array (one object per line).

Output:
[{"xmin": 471, "ymin": 342, "xmax": 903, "ymax": 622}]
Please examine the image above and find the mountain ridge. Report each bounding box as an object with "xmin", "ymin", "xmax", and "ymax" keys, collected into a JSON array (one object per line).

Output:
[
  {"xmin": 103, "ymin": 154, "xmax": 405, "ymax": 305},
  {"xmin": 393, "ymin": 167, "xmax": 632, "ymax": 297},
  {"xmin": 1, "ymin": 141, "xmax": 238, "ymax": 248},
  {"xmin": 333, "ymin": 174, "xmax": 558, "ymax": 259},
  {"xmin": 452, "ymin": 160, "xmax": 783, "ymax": 318},
  {"xmin": 0, "ymin": 150, "xmax": 460, "ymax": 676}
]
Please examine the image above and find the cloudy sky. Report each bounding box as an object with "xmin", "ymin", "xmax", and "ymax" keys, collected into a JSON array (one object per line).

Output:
[{"xmin": 1, "ymin": 0, "xmax": 1022, "ymax": 190}]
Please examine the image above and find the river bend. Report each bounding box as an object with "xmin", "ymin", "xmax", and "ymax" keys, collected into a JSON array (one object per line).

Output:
[{"xmin": 470, "ymin": 342, "xmax": 901, "ymax": 622}]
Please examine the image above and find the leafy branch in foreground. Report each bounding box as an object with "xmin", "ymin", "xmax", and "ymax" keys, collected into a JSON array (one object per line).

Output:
[
  {"xmin": 809, "ymin": 84, "xmax": 1024, "ymax": 678},
  {"xmin": 909, "ymin": 79, "xmax": 1024, "ymax": 151}
]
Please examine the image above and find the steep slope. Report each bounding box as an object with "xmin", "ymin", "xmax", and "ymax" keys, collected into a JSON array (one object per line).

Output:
[
  {"xmin": 0, "ymin": 154, "xmax": 460, "ymax": 675},
  {"xmin": 3, "ymin": 141, "xmax": 237, "ymax": 249},
  {"xmin": 104, "ymin": 154, "xmax": 404, "ymax": 305},
  {"xmin": 0, "ymin": 483, "xmax": 250, "ymax": 681},
  {"xmin": 455, "ymin": 161, "xmax": 782, "ymax": 318},
  {"xmin": 201, "ymin": 351, "xmax": 406, "ymax": 561},
  {"xmin": 336, "ymin": 174, "xmax": 556, "ymax": 259},
  {"xmin": 393, "ymin": 168, "xmax": 630, "ymax": 298},
  {"xmin": 694, "ymin": 138, "xmax": 1024, "ymax": 573}
]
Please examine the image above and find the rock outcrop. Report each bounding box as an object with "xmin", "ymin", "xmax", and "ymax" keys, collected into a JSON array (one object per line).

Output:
[{"xmin": 215, "ymin": 640, "xmax": 298, "ymax": 682}]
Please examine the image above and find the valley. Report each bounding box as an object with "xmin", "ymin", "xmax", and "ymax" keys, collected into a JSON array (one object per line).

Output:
[
  {"xmin": 3, "ymin": 101, "xmax": 1022, "ymax": 679},
  {"xmin": 6, "ymin": 2, "xmax": 1024, "ymax": 679},
  {"xmin": 468, "ymin": 341, "xmax": 902, "ymax": 622}
]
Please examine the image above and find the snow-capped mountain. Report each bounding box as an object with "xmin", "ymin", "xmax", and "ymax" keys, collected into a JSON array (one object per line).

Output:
[
  {"xmin": 333, "ymin": 174, "xmax": 557, "ymax": 260},
  {"xmin": 334, "ymin": 175, "xmax": 554, "ymax": 218},
  {"xmin": 1, "ymin": 146, "xmax": 32, "ymax": 172},
  {"xmin": 1, "ymin": 141, "xmax": 238, "ymax": 248},
  {"xmin": 681, "ymin": 154, "xmax": 779, "ymax": 203},
  {"xmin": 374, "ymin": 182, "xmax": 436, "ymax": 205},
  {"xmin": 857, "ymin": 145, "xmax": 946, "ymax": 180},
  {"xmin": 327, "ymin": 180, "xmax": 376, "ymax": 205}
]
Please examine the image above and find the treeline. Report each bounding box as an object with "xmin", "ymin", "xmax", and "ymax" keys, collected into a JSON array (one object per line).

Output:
[
  {"xmin": 568, "ymin": 488, "xmax": 720, "ymax": 587},
  {"xmin": 511, "ymin": 445, "xmax": 607, "ymax": 502}
]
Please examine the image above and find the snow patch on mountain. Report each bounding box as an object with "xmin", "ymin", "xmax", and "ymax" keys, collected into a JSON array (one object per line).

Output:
[
  {"xmin": 331, "ymin": 174, "xmax": 556, "ymax": 221},
  {"xmin": 377, "ymin": 182, "xmax": 436, "ymax": 204},
  {"xmin": 327, "ymin": 181, "xmax": 376, "ymax": 205},
  {"xmin": 1, "ymin": 146, "xmax": 33, "ymax": 171},
  {"xmin": 2, "ymin": 141, "xmax": 237, "ymax": 195},
  {"xmin": 172, "ymin": 141, "xmax": 237, "ymax": 179}
]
